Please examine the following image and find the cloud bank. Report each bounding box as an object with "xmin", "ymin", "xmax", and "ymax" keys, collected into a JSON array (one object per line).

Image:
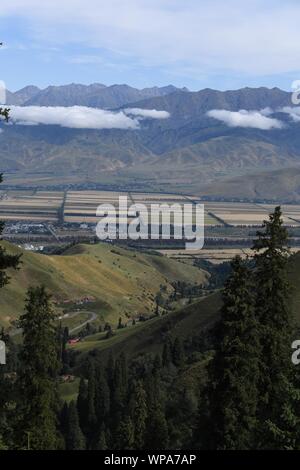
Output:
[
  {"xmin": 6, "ymin": 105, "xmax": 169, "ymax": 129},
  {"xmin": 207, "ymin": 109, "xmax": 283, "ymax": 130},
  {"xmin": 280, "ymin": 106, "xmax": 300, "ymax": 122},
  {"xmin": 124, "ymin": 108, "xmax": 170, "ymax": 119}
]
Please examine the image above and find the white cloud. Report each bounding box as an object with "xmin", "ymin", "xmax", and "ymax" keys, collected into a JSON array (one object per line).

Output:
[
  {"xmin": 6, "ymin": 105, "xmax": 169, "ymax": 129},
  {"xmin": 124, "ymin": 108, "xmax": 170, "ymax": 119},
  {"xmin": 207, "ymin": 109, "xmax": 283, "ymax": 130},
  {"xmin": 280, "ymin": 106, "xmax": 300, "ymax": 122}
]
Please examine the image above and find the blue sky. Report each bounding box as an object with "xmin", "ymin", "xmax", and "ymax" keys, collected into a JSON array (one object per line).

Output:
[{"xmin": 1, "ymin": 0, "xmax": 300, "ymax": 92}]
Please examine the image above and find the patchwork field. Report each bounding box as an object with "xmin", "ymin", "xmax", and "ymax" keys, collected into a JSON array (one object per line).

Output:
[
  {"xmin": 203, "ymin": 202, "xmax": 300, "ymax": 227},
  {"xmin": 0, "ymin": 189, "xmax": 300, "ymax": 228},
  {"xmin": 0, "ymin": 190, "xmax": 64, "ymax": 222},
  {"xmin": 159, "ymin": 247, "xmax": 300, "ymax": 264}
]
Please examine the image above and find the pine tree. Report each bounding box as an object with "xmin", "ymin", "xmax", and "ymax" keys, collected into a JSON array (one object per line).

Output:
[
  {"xmin": 130, "ymin": 380, "xmax": 148, "ymax": 449},
  {"xmin": 86, "ymin": 363, "xmax": 97, "ymax": 444},
  {"xmin": 95, "ymin": 423, "xmax": 107, "ymax": 450},
  {"xmin": 172, "ymin": 337, "xmax": 185, "ymax": 368},
  {"xmin": 162, "ymin": 337, "xmax": 172, "ymax": 367},
  {"xmin": 111, "ymin": 354, "xmax": 128, "ymax": 422},
  {"xmin": 59, "ymin": 402, "xmax": 69, "ymax": 440},
  {"xmin": 77, "ymin": 377, "xmax": 88, "ymax": 432},
  {"xmin": 95, "ymin": 364, "xmax": 110, "ymax": 426},
  {"xmin": 16, "ymin": 286, "xmax": 60, "ymax": 450},
  {"xmin": 114, "ymin": 415, "xmax": 134, "ymax": 450},
  {"xmin": 145, "ymin": 405, "xmax": 169, "ymax": 449},
  {"xmin": 206, "ymin": 256, "xmax": 260, "ymax": 450},
  {"xmin": 253, "ymin": 206, "xmax": 298, "ymax": 449},
  {"xmin": 66, "ymin": 401, "xmax": 85, "ymax": 450}
]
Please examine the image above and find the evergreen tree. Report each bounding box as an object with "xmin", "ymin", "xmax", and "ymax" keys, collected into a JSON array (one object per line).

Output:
[
  {"xmin": 66, "ymin": 401, "xmax": 85, "ymax": 450},
  {"xmin": 59, "ymin": 402, "xmax": 69, "ymax": 441},
  {"xmin": 130, "ymin": 380, "xmax": 148, "ymax": 449},
  {"xmin": 95, "ymin": 364, "xmax": 110, "ymax": 426},
  {"xmin": 86, "ymin": 363, "xmax": 97, "ymax": 444},
  {"xmin": 172, "ymin": 337, "xmax": 185, "ymax": 368},
  {"xmin": 145, "ymin": 405, "xmax": 169, "ymax": 449},
  {"xmin": 153, "ymin": 354, "xmax": 162, "ymax": 375},
  {"xmin": 253, "ymin": 206, "xmax": 298, "ymax": 449},
  {"xmin": 206, "ymin": 256, "xmax": 260, "ymax": 450},
  {"xmin": 77, "ymin": 377, "xmax": 88, "ymax": 432},
  {"xmin": 16, "ymin": 286, "xmax": 60, "ymax": 450},
  {"xmin": 111, "ymin": 354, "xmax": 128, "ymax": 419},
  {"xmin": 106, "ymin": 353, "xmax": 115, "ymax": 390},
  {"xmin": 114, "ymin": 415, "xmax": 134, "ymax": 450},
  {"xmin": 162, "ymin": 338, "xmax": 172, "ymax": 367},
  {"xmin": 95, "ymin": 423, "xmax": 107, "ymax": 450}
]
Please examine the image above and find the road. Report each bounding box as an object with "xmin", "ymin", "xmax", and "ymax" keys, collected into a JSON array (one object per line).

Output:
[
  {"xmin": 10, "ymin": 310, "xmax": 97, "ymax": 337},
  {"xmin": 69, "ymin": 311, "xmax": 97, "ymax": 333}
]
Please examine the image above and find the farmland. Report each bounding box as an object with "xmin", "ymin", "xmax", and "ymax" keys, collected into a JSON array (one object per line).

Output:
[
  {"xmin": 1, "ymin": 189, "xmax": 300, "ymax": 265},
  {"xmin": 2, "ymin": 189, "xmax": 300, "ymax": 227}
]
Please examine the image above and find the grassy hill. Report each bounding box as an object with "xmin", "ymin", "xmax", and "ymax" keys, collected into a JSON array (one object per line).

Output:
[
  {"xmin": 69, "ymin": 291, "xmax": 221, "ymax": 361},
  {"xmin": 68, "ymin": 249, "xmax": 300, "ymax": 361},
  {"xmin": 0, "ymin": 241, "xmax": 207, "ymax": 327}
]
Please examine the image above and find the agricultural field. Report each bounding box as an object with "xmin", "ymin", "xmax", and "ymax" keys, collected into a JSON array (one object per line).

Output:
[
  {"xmin": 0, "ymin": 190, "xmax": 63, "ymax": 222},
  {"xmin": 203, "ymin": 202, "xmax": 300, "ymax": 227},
  {"xmin": 1, "ymin": 189, "xmax": 300, "ymax": 229},
  {"xmin": 159, "ymin": 247, "xmax": 300, "ymax": 264}
]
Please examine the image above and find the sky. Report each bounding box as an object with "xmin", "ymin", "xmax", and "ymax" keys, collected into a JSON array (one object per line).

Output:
[{"xmin": 1, "ymin": 0, "xmax": 300, "ymax": 92}]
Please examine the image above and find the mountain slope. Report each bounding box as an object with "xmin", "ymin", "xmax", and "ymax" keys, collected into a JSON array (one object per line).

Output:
[
  {"xmin": 0, "ymin": 241, "xmax": 208, "ymax": 327},
  {"xmin": 199, "ymin": 167, "xmax": 300, "ymax": 202},
  {"xmin": 2, "ymin": 85, "xmax": 300, "ymax": 200},
  {"xmin": 70, "ymin": 249, "xmax": 300, "ymax": 361}
]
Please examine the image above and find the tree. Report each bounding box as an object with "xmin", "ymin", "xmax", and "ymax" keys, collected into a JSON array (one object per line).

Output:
[
  {"xmin": 130, "ymin": 380, "xmax": 148, "ymax": 449},
  {"xmin": 145, "ymin": 405, "xmax": 169, "ymax": 450},
  {"xmin": 172, "ymin": 337, "xmax": 185, "ymax": 368},
  {"xmin": 112, "ymin": 354, "xmax": 128, "ymax": 408},
  {"xmin": 66, "ymin": 401, "xmax": 85, "ymax": 450},
  {"xmin": 77, "ymin": 377, "xmax": 88, "ymax": 432},
  {"xmin": 114, "ymin": 415, "xmax": 134, "ymax": 450},
  {"xmin": 206, "ymin": 256, "xmax": 260, "ymax": 450},
  {"xmin": 86, "ymin": 363, "xmax": 97, "ymax": 444},
  {"xmin": 95, "ymin": 364, "xmax": 110, "ymax": 426},
  {"xmin": 95, "ymin": 423, "xmax": 107, "ymax": 450},
  {"xmin": 253, "ymin": 206, "xmax": 298, "ymax": 449},
  {"xmin": 162, "ymin": 337, "xmax": 172, "ymax": 367},
  {"xmin": 16, "ymin": 286, "xmax": 60, "ymax": 450}
]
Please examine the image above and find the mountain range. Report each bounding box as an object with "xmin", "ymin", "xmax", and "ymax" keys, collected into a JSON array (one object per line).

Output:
[
  {"xmin": 2, "ymin": 84, "xmax": 300, "ymax": 201},
  {"xmin": 6, "ymin": 83, "xmax": 187, "ymax": 108}
]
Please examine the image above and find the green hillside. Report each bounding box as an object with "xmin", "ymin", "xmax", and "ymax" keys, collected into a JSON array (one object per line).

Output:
[
  {"xmin": 69, "ymin": 250, "xmax": 300, "ymax": 360},
  {"xmin": 69, "ymin": 291, "xmax": 221, "ymax": 360},
  {"xmin": 0, "ymin": 241, "xmax": 208, "ymax": 327}
]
